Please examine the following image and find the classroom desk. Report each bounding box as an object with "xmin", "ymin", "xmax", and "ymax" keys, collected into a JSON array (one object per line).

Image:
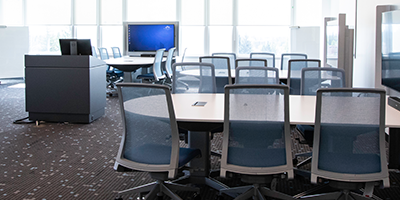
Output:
[{"xmin": 105, "ymin": 57, "xmax": 163, "ymax": 82}]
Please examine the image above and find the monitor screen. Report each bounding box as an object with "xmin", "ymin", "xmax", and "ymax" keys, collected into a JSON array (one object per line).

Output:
[
  {"xmin": 59, "ymin": 39, "xmax": 92, "ymax": 56},
  {"xmin": 124, "ymin": 22, "xmax": 179, "ymax": 56},
  {"xmin": 381, "ymin": 10, "xmax": 400, "ymax": 92}
]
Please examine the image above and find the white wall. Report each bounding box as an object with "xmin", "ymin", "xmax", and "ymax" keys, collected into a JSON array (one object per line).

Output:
[{"xmin": 331, "ymin": 0, "xmax": 400, "ymax": 88}]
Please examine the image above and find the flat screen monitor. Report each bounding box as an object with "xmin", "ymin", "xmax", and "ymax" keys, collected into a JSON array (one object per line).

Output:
[
  {"xmin": 381, "ymin": 10, "xmax": 400, "ymax": 93},
  {"xmin": 59, "ymin": 39, "xmax": 92, "ymax": 56},
  {"xmin": 123, "ymin": 22, "xmax": 179, "ymax": 57}
]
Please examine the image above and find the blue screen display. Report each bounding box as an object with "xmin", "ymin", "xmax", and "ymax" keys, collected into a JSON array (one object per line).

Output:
[{"xmin": 128, "ymin": 24, "xmax": 175, "ymax": 52}]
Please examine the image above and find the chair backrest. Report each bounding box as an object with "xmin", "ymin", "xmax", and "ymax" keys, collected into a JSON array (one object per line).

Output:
[
  {"xmin": 235, "ymin": 58, "xmax": 267, "ymax": 68},
  {"xmin": 250, "ymin": 52, "xmax": 275, "ymax": 68},
  {"xmin": 92, "ymin": 46, "xmax": 98, "ymax": 58},
  {"xmin": 220, "ymin": 84, "xmax": 293, "ymax": 178},
  {"xmin": 200, "ymin": 56, "xmax": 232, "ymax": 92},
  {"xmin": 172, "ymin": 62, "xmax": 216, "ymax": 94},
  {"xmin": 212, "ymin": 53, "xmax": 236, "ymax": 69},
  {"xmin": 235, "ymin": 66, "xmax": 279, "ymax": 85},
  {"xmin": 311, "ymin": 88, "xmax": 389, "ymax": 187},
  {"xmin": 300, "ymin": 67, "xmax": 345, "ymax": 95},
  {"xmin": 181, "ymin": 47, "xmax": 187, "ymax": 63},
  {"xmin": 152, "ymin": 48, "xmax": 166, "ymax": 81},
  {"xmin": 98, "ymin": 47, "xmax": 109, "ymax": 60},
  {"xmin": 165, "ymin": 47, "xmax": 176, "ymax": 79},
  {"xmin": 115, "ymin": 83, "xmax": 180, "ymax": 179},
  {"xmin": 287, "ymin": 59, "xmax": 321, "ymax": 95},
  {"xmin": 280, "ymin": 53, "xmax": 307, "ymax": 70},
  {"xmin": 111, "ymin": 47, "xmax": 122, "ymax": 58}
]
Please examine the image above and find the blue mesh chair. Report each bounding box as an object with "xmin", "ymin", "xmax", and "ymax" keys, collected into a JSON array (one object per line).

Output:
[
  {"xmin": 212, "ymin": 52, "xmax": 236, "ymax": 69},
  {"xmin": 295, "ymin": 67, "xmax": 345, "ymax": 168},
  {"xmin": 250, "ymin": 52, "xmax": 275, "ymax": 68},
  {"xmin": 172, "ymin": 62, "xmax": 216, "ymax": 94},
  {"xmin": 200, "ymin": 56, "xmax": 232, "ymax": 93},
  {"xmin": 235, "ymin": 66, "xmax": 279, "ymax": 85},
  {"xmin": 287, "ymin": 59, "xmax": 321, "ymax": 95},
  {"xmin": 219, "ymin": 84, "xmax": 294, "ymax": 200},
  {"xmin": 137, "ymin": 48, "xmax": 166, "ymax": 84},
  {"xmin": 111, "ymin": 47, "xmax": 122, "ymax": 58},
  {"xmin": 235, "ymin": 58, "xmax": 267, "ymax": 68},
  {"xmin": 299, "ymin": 88, "xmax": 389, "ymax": 199},
  {"xmin": 164, "ymin": 47, "xmax": 176, "ymax": 85},
  {"xmin": 98, "ymin": 47, "xmax": 123, "ymax": 92},
  {"xmin": 114, "ymin": 83, "xmax": 201, "ymax": 200},
  {"xmin": 91, "ymin": 46, "xmax": 98, "ymax": 58},
  {"xmin": 280, "ymin": 53, "xmax": 307, "ymax": 70}
]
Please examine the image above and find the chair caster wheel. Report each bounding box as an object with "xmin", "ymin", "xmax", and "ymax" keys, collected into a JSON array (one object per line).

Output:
[
  {"xmin": 157, "ymin": 195, "xmax": 163, "ymax": 200},
  {"xmin": 193, "ymin": 193, "xmax": 201, "ymax": 200},
  {"xmin": 293, "ymin": 158, "xmax": 298, "ymax": 166},
  {"xmin": 115, "ymin": 197, "xmax": 123, "ymax": 200}
]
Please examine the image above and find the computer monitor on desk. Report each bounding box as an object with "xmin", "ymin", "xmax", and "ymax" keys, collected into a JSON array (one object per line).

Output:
[{"xmin": 59, "ymin": 39, "xmax": 92, "ymax": 56}]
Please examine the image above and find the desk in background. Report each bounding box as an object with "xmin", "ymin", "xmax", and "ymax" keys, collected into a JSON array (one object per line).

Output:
[{"xmin": 105, "ymin": 57, "xmax": 167, "ymax": 82}]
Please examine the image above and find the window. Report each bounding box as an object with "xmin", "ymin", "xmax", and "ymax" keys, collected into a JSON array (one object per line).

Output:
[
  {"xmin": 126, "ymin": 0, "xmax": 176, "ymax": 22},
  {"xmin": 0, "ymin": 0, "xmax": 23, "ymax": 26},
  {"xmin": 26, "ymin": 0, "xmax": 71, "ymax": 25},
  {"xmin": 75, "ymin": 0, "xmax": 97, "ymax": 25}
]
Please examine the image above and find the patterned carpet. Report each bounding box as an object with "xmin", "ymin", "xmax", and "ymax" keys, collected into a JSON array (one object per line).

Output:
[{"xmin": 0, "ymin": 78, "xmax": 400, "ymax": 200}]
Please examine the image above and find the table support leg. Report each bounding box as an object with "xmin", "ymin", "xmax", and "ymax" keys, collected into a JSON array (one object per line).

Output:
[
  {"xmin": 388, "ymin": 127, "xmax": 400, "ymax": 169},
  {"xmin": 188, "ymin": 131, "xmax": 211, "ymax": 177}
]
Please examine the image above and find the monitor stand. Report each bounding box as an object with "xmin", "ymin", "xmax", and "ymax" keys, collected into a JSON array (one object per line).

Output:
[{"xmin": 140, "ymin": 54, "xmax": 156, "ymax": 57}]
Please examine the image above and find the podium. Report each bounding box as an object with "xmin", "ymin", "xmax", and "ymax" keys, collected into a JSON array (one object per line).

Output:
[{"xmin": 25, "ymin": 55, "xmax": 107, "ymax": 123}]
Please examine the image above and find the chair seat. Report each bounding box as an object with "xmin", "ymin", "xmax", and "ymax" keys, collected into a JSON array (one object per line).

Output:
[
  {"xmin": 124, "ymin": 143, "xmax": 201, "ymax": 167},
  {"xmin": 137, "ymin": 73, "xmax": 155, "ymax": 80},
  {"xmin": 227, "ymin": 147, "xmax": 286, "ymax": 167}
]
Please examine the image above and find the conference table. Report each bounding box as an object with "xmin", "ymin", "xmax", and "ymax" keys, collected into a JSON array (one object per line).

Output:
[
  {"xmin": 105, "ymin": 57, "xmax": 164, "ymax": 82},
  {"xmin": 125, "ymin": 92, "xmax": 400, "ymax": 191}
]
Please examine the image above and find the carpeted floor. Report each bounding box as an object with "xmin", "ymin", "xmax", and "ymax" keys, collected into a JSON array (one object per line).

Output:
[{"xmin": 1, "ymin": 78, "xmax": 400, "ymax": 200}]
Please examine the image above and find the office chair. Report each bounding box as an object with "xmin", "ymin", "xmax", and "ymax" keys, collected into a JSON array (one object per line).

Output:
[
  {"xmin": 212, "ymin": 52, "xmax": 236, "ymax": 69},
  {"xmin": 296, "ymin": 88, "xmax": 389, "ymax": 200},
  {"xmin": 219, "ymin": 84, "xmax": 294, "ymax": 200},
  {"xmin": 250, "ymin": 52, "xmax": 275, "ymax": 68},
  {"xmin": 287, "ymin": 59, "xmax": 320, "ymax": 95},
  {"xmin": 111, "ymin": 47, "xmax": 122, "ymax": 58},
  {"xmin": 98, "ymin": 47, "xmax": 124, "ymax": 95},
  {"xmin": 200, "ymin": 56, "xmax": 232, "ymax": 93},
  {"xmin": 91, "ymin": 46, "xmax": 98, "ymax": 58},
  {"xmin": 280, "ymin": 53, "xmax": 307, "ymax": 70},
  {"xmin": 294, "ymin": 67, "xmax": 345, "ymax": 168},
  {"xmin": 114, "ymin": 83, "xmax": 202, "ymax": 200},
  {"xmin": 164, "ymin": 47, "xmax": 176, "ymax": 85},
  {"xmin": 172, "ymin": 62, "xmax": 216, "ymax": 94},
  {"xmin": 235, "ymin": 66, "xmax": 279, "ymax": 85},
  {"xmin": 137, "ymin": 48, "xmax": 166, "ymax": 84},
  {"xmin": 235, "ymin": 58, "xmax": 267, "ymax": 68}
]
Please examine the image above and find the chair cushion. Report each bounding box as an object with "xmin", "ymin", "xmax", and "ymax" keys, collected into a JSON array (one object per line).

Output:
[
  {"xmin": 227, "ymin": 147, "xmax": 286, "ymax": 167},
  {"xmin": 137, "ymin": 73, "xmax": 155, "ymax": 80},
  {"xmin": 318, "ymin": 153, "xmax": 381, "ymax": 174},
  {"xmin": 123, "ymin": 143, "xmax": 201, "ymax": 167}
]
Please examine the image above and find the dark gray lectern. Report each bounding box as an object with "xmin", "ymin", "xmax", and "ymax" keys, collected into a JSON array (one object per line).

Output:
[{"xmin": 25, "ymin": 55, "xmax": 107, "ymax": 123}]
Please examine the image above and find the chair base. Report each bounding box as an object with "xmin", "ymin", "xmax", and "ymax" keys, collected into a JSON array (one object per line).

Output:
[
  {"xmin": 220, "ymin": 184, "xmax": 294, "ymax": 200},
  {"xmin": 115, "ymin": 179, "xmax": 200, "ymax": 200},
  {"xmin": 299, "ymin": 190, "xmax": 372, "ymax": 200}
]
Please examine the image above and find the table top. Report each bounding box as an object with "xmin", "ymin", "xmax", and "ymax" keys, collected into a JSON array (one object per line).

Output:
[
  {"xmin": 104, "ymin": 57, "xmax": 159, "ymax": 66},
  {"xmin": 180, "ymin": 69, "xmax": 288, "ymax": 79},
  {"xmin": 171, "ymin": 93, "xmax": 400, "ymax": 128}
]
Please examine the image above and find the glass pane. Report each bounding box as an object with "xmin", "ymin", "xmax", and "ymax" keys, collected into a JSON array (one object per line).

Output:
[
  {"xmin": 237, "ymin": 26, "xmax": 289, "ymax": 56},
  {"xmin": 1, "ymin": 0, "xmax": 23, "ymax": 26},
  {"xmin": 29, "ymin": 26, "xmax": 72, "ymax": 54},
  {"xmin": 26, "ymin": 0, "xmax": 71, "ymax": 25},
  {"xmin": 237, "ymin": 0, "xmax": 290, "ymax": 25},
  {"xmin": 181, "ymin": 26, "xmax": 205, "ymax": 56},
  {"xmin": 76, "ymin": 26, "xmax": 97, "ymax": 48},
  {"xmin": 209, "ymin": 26, "xmax": 233, "ymax": 53},
  {"xmin": 101, "ymin": 0, "xmax": 122, "ymax": 24},
  {"xmin": 101, "ymin": 26, "xmax": 123, "ymax": 51},
  {"xmin": 294, "ymin": 0, "xmax": 322, "ymax": 26},
  {"xmin": 126, "ymin": 0, "xmax": 176, "ymax": 22},
  {"xmin": 209, "ymin": 0, "xmax": 232, "ymax": 25},
  {"xmin": 181, "ymin": 0, "xmax": 204, "ymax": 25},
  {"xmin": 75, "ymin": 0, "xmax": 96, "ymax": 24}
]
